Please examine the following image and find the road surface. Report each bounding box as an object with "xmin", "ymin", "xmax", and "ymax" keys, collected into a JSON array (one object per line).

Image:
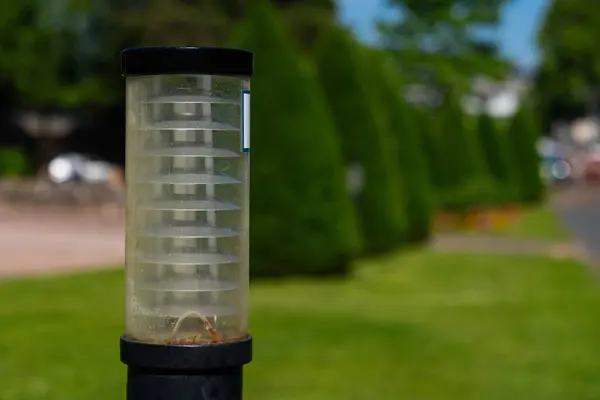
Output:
[{"xmin": 551, "ymin": 185, "xmax": 600, "ymax": 263}]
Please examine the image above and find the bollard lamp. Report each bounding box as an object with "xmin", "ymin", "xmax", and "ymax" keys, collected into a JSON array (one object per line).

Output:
[{"xmin": 120, "ymin": 46, "xmax": 253, "ymax": 400}]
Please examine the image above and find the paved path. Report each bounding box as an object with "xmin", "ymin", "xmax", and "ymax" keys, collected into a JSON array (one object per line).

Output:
[
  {"xmin": 1, "ymin": 185, "xmax": 599, "ymax": 280},
  {"xmin": 431, "ymin": 185, "xmax": 600, "ymax": 270},
  {"xmin": 431, "ymin": 233, "xmax": 588, "ymax": 260},
  {"xmin": 0, "ymin": 205, "xmax": 124, "ymax": 279}
]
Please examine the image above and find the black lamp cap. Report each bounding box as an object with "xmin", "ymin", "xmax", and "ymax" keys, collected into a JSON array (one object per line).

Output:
[{"xmin": 121, "ymin": 46, "xmax": 254, "ymax": 77}]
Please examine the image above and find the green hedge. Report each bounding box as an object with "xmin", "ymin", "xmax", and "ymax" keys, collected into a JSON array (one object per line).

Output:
[
  {"xmin": 313, "ymin": 26, "xmax": 407, "ymax": 254},
  {"xmin": 365, "ymin": 50, "xmax": 434, "ymax": 243},
  {"xmin": 232, "ymin": 1, "xmax": 361, "ymax": 277}
]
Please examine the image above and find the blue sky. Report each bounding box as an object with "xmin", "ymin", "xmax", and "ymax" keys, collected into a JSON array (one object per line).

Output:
[{"xmin": 338, "ymin": 0, "xmax": 550, "ymax": 69}]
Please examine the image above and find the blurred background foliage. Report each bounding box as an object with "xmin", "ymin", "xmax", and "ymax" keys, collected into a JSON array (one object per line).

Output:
[
  {"xmin": 535, "ymin": 0, "xmax": 600, "ymax": 130},
  {"xmin": 0, "ymin": 0, "xmax": 555, "ymax": 278},
  {"xmin": 379, "ymin": 0, "xmax": 513, "ymax": 91}
]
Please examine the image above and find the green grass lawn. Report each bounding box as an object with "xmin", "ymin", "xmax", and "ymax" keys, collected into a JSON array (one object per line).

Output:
[
  {"xmin": 1, "ymin": 251, "xmax": 600, "ymax": 399},
  {"xmin": 495, "ymin": 206, "xmax": 570, "ymax": 240}
]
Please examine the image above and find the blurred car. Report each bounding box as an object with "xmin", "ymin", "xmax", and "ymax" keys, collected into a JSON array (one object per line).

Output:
[
  {"xmin": 584, "ymin": 158, "xmax": 600, "ymax": 184},
  {"xmin": 47, "ymin": 152, "xmax": 124, "ymax": 188},
  {"xmin": 541, "ymin": 156, "xmax": 573, "ymax": 185}
]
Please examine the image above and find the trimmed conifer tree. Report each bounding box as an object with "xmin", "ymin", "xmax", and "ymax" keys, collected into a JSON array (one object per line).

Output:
[
  {"xmin": 435, "ymin": 89, "xmax": 497, "ymax": 211},
  {"xmin": 476, "ymin": 110, "xmax": 518, "ymax": 203},
  {"xmin": 231, "ymin": 1, "xmax": 361, "ymax": 277},
  {"xmin": 365, "ymin": 50, "xmax": 434, "ymax": 243},
  {"xmin": 313, "ymin": 26, "xmax": 408, "ymax": 254},
  {"xmin": 506, "ymin": 105, "xmax": 546, "ymax": 203},
  {"xmin": 438, "ymin": 90, "xmax": 477, "ymax": 187},
  {"xmin": 415, "ymin": 107, "xmax": 447, "ymax": 194}
]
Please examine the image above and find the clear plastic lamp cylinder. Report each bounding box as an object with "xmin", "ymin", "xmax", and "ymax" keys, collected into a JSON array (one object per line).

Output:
[{"xmin": 124, "ymin": 74, "xmax": 250, "ymax": 345}]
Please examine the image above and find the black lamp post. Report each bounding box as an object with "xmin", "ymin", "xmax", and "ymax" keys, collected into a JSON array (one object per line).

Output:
[{"xmin": 120, "ymin": 46, "xmax": 254, "ymax": 400}]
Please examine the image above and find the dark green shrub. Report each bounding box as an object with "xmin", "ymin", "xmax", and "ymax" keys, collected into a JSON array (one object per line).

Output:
[
  {"xmin": 506, "ymin": 105, "xmax": 546, "ymax": 203},
  {"xmin": 365, "ymin": 50, "xmax": 434, "ymax": 243},
  {"xmin": 231, "ymin": 1, "xmax": 361, "ymax": 277},
  {"xmin": 0, "ymin": 147, "xmax": 30, "ymax": 177},
  {"xmin": 438, "ymin": 178, "xmax": 500, "ymax": 212},
  {"xmin": 313, "ymin": 26, "xmax": 407, "ymax": 254}
]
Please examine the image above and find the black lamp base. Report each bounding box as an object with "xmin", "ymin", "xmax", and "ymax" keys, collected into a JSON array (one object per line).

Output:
[{"xmin": 120, "ymin": 336, "xmax": 252, "ymax": 400}]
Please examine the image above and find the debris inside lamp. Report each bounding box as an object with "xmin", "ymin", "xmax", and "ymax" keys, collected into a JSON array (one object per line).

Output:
[
  {"xmin": 166, "ymin": 335, "xmax": 242, "ymax": 345},
  {"xmin": 167, "ymin": 310, "xmax": 223, "ymax": 345}
]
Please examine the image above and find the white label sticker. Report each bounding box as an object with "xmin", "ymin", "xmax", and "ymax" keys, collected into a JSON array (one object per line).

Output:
[{"xmin": 242, "ymin": 90, "xmax": 250, "ymax": 152}]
